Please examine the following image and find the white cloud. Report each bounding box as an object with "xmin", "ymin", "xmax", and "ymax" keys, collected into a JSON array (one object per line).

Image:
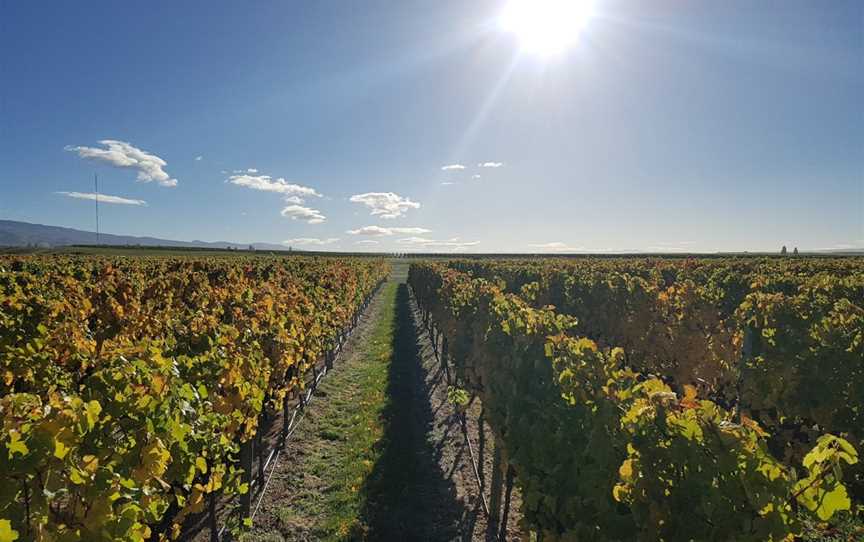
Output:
[
  {"xmin": 529, "ymin": 242, "xmax": 586, "ymax": 252},
  {"xmin": 645, "ymin": 241, "xmax": 698, "ymax": 252},
  {"xmin": 397, "ymin": 237, "xmax": 480, "ymax": 251},
  {"xmin": 57, "ymin": 191, "xmax": 147, "ymax": 206},
  {"xmin": 283, "ymin": 238, "xmax": 339, "ymax": 246},
  {"xmin": 441, "ymin": 164, "xmax": 466, "ymax": 171},
  {"xmin": 471, "ymin": 174, "xmax": 481, "ymax": 180},
  {"xmin": 195, "ymin": 156, "xmax": 203, "ymax": 161},
  {"xmin": 814, "ymin": 243, "xmax": 863, "ymax": 251},
  {"xmin": 228, "ymin": 174, "xmax": 321, "ymax": 201},
  {"xmin": 283, "ymin": 195, "xmax": 304, "ymax": 204},
  {"xmin": 346, "ymin": 225, "xmax": 432, "ymax": 236},
  {"xmin": 528, "ymin": 243, "xmax": 643, "ymax": 253},
  {"xmin": 65, "ymin": 140, "xmax": 178, "ymax": 187},
  {"xmin": 348, "ymin": 192, "xmax": 420, "ymax": 219},
  {"xmin": 441, "ymin": 181, "xmax": 455, "ymax": 186},
  {"xmin": 356, "ymin": 240, "xmax": 380, "ymax": 245},
  {"xmin": 247, "ymin": 168, "xmax": 258, "ymax": 173},
  {"xmin": 478, "ymin": 162, "xmax": 504, "ymax": 168},
  {"xmin": 645, "ymin": 246, "xmax": 689, "ymax": 252},
  {"xmin": 396, "ymin": 237, "xmax": 432, "ymax": 245},
  {"xmin": 281, "ymin": 205, "xmax": 326, "ymax": 224}
]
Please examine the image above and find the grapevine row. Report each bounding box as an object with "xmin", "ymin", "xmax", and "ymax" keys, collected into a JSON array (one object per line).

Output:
[
  {"xmin": 0, "ymin": 255, "xmax": 389, "ymax": 541},
  {"xmin": 447, "ymin": 257, "xmax": 864, "ymax": 492},
  {"xmin": 409, "ymin": 260, "xmax": 860, "ymax": 541}
]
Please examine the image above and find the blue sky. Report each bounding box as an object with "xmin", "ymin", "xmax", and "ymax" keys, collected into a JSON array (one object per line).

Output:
[{"xmin": 1, "ymin": 0, "xmax": 861, "ymax": 252}]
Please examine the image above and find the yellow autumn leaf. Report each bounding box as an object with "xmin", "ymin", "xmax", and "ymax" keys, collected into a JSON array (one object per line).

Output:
[
  {"xmin": 84, "ymin": 400, "xmax": 101, "ymax": 429},
  {"xmin": 683, "ymin": 384, "xmax": 697, "ymax": 401},
  {"xmin": 619, "ymin": 459, "xmax": 634, "ymax": 480},
  {"xmin": 681, "ymin": 384, "xmax": 699, "ymax": 409},
  {"xmin": 186, "ymin": 486, "xmax": 205, "ymax": 514},
  {"xmin": 132, "ymin": 438, "xmax": 171, "ymax": 482},
  {"xmin": 53, "ymin": 439, "xmax": 71, "ymax": 460},
  {"xmin": 151, "ymin": 374, "xmax": 166, "ymax": 395},
  {"xmin": 612, "ymin": 484, "xmax": 630, "ymax": 503},
  {"xmin": 0, "ymin": 519, "xmax": 19, "ymax": 542}
]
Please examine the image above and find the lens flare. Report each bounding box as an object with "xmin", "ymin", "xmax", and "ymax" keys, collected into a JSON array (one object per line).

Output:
[{"xmin": 499, "ymin": 0, "xmax": 595, "ymax": 55}]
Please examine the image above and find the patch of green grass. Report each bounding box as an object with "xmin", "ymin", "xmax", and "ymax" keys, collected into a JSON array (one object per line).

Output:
[
  {"xmin": 271, "ymin": 281, "xmax": 398, "ymax": 541},
  {"xmin": 318, "ymin": 428, "xmax": 344, "ymax": 441},
  {"xmin": 275, "ymin": 507, "xmax": 296, "ymax": 525},
  {"xmin": 238, "ymin": 532, "xmax": 284, "ymax": 542}
]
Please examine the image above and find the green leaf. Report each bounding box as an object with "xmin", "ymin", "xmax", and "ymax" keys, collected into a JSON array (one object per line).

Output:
[
  {"xmin": 6, "ymin": 431, "xmax": 28, "ymax": 459},
  {"xmin": 179, "ymin": 383, "xmax": 196, "ymax": 401}
]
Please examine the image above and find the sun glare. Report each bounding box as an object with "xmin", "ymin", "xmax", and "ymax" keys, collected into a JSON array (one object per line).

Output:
[{"xmin": 498, "ymin": 0, "xmax": 595, "ymax": 55}]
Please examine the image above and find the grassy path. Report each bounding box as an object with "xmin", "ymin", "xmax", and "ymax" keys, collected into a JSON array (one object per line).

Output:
[{"xmin": 244, "ymin": 267, "xmax": 463, "ymax": 541}]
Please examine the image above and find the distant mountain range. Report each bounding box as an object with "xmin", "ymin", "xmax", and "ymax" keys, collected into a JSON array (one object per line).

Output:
[
  {"xmin": 1, "ymin": 219, "xmax": 861, "ymax": 255},
  {"xmin": 0, "ymin": 219, "xmax": 287, "ymax": 251}
]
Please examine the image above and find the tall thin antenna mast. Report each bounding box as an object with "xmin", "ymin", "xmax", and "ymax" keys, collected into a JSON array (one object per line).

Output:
[{"xmin": 94, "ymin": 173, "xmax": 100, "ymax": 244}]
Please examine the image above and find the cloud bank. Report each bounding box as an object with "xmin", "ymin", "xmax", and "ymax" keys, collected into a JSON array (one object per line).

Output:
[
  {"xmin": 228, "ymin": 172, "xmax": 325, "ymax": 223},
  {"xmin": 346, "ymin": 225, "xmax": 431, "ymax": 236},
  {"xmin": 65, "ymin": 140, "xmax": 178, "ymax": 187},
  {"xmin": 283, "ymin": 237, "xmax": 339, "ymax": 246},
  {"xmin": 56, "ymin": 191, "xmax": 147, "ymax": 206},
  {"xmin": 228, "ymin": 174, "xmax": 321, "ymax": 200},
  {"xmin": 397, "ymin": 237, "xmax": 480, "ymax": 251},
  {"xmin": 281, "ymin": 205, "xmax": 326, "ymax": 224},
  {"xmin": 441, "ymin": 164, "xmax": 466, "ymax": 171},
  {"xmin": 349, "ymin": 192, "xmax": 420, "ymax": 219},
  {"xmin": 529, "ymin": 242, "xmax": 585, "ymax": 252}
]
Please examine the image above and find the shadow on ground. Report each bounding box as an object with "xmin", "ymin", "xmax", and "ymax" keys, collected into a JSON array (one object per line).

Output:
[{"xmin": 356, "ymin": 283, "xmax": 464, "ymax": 540}]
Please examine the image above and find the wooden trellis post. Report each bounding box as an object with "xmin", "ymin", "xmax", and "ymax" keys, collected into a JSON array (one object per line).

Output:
[
  {"xmin": 486, "ymin": 439, "xmax": 504, "ymax": 539},
  {"xmin": 239, "ymin": 439, "xmax": 253, "ymax": 520},
  {"xmin": 500, "ymin": 465, "xmax": 516, "ymax": 539},
  {"xmin": 208, "ymin": 491, "xmax": 218, "ymax": 542}
]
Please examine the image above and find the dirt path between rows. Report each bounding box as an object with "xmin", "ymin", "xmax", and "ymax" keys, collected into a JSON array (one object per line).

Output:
[
  {"xmin": 243, "ymin": 265, "xmax": 523, "ymax": 541},
  {"xmin": 406, "ymin": 285, "xmax": 525, "ymax": 542}
]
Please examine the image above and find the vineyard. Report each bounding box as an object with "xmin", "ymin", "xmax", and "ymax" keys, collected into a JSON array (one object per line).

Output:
[
  {"xmin": 409, "ymin": 257, "xmax": 863, "ymax": 541},
  {"xmin": 0, "ymin": 255, "xmax": 388, "ymax": 541},
  {"xmin": 1, "ymin": 253, "xmax": 862, "ymax": 541}
]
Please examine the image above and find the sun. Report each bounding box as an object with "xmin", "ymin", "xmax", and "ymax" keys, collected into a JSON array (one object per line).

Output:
[{"xmin": 498, "ymin": 0, "xmax": 595, "ymax": 55}]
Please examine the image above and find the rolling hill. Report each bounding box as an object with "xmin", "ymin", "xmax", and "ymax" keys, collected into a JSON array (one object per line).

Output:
[{"xmin": 0, "ymin": 219, "xmax": 286, "ymax": 250}]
